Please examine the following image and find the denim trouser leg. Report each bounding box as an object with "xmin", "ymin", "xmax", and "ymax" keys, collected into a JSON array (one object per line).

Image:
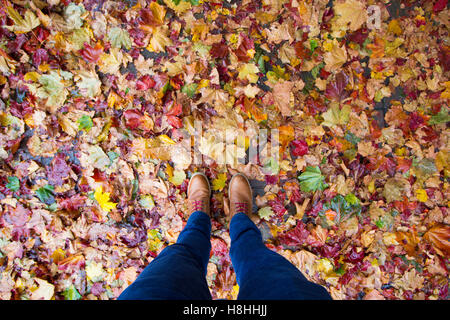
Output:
[
  {"xmin": 118, "ymin": 211, "xmax": 212, "ymax": 300},
  {"xmin": 230, "ymin": 212, "xmax": 332, "ymax": 300}
]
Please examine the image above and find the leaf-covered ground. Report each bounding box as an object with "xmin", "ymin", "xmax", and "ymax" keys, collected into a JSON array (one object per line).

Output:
[{"xmin": 0, "ymin": 0, "xmax": 449, "ymax": 300}]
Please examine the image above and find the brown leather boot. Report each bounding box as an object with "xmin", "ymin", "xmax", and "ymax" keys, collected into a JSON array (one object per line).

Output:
[
  {"xmin": 187, "ymin": 172, "xmax": 211, "ymax": 216},
  {"xmin": 228, "ymin": 173, "xmax": 253, "ymax": 218}
]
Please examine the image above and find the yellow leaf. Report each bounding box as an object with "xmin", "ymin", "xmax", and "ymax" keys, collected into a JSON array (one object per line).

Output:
[
  {"xmin": 169, "ymin": 170, "xmax": 186, "ymax": 186},
  {"xmin": 388, "ymin": 19, "xmax": 402, "ymax": 36},
  {"xmin": 51, "ymin": 248, "xmax": 66, "ymax": 263},
  {"xmin": 163, "ymin": 0, "xmax": 191, "ymax": 15},
  {"xmin": 147, "ymin": 26, "xmax": 172, "ymax": 52},
  {"xmin": 323, "ymin": 40, "xmax": 347, "ymax": 72},
  {"xmin": 315, "ymin": 258, "xmax": 334, "ymax": 275},
  {"xmin": 368, "ymin": 180, "xmax": 375, "ymax": 193},
  {"xmin": 24, "ymin": 72, "xmax": 41, "ymax": 82},
  {"xmin": 159, "ymin": 134, "xmax": 176, "ymax": 145},
  {"xmin": 31, "ymin": 279, "xmax": 54, "ymax": 300},
  {"xmin": 86, "ymin": 261, "xmax": 104, "ymax": 282},
  {"xmin": 238, "ymin": 63, "xmax": 259, "ymax": 83},
  {"xmin": 415, "ymin": 189, "xmax": 428, "ymax": 202},
  {"xmin": 94, "ymin": 186, "xmax": 117, "ymax": 213},
  {"xmin": 212, "ymin": 172, "xmax": 227, "ymax": 191},
  {"xmin": 6, "ymin": 7, "xmax": 40, "ymax": 34},
  {"xmin": 332, "ymin": 0, "xmax": 367, "ymax": 32}
]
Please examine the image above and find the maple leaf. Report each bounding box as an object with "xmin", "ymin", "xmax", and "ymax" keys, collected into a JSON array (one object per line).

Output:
[
  {"xmin": 148, "ymin": 26, "xmax": 172, "ymax": 52},
  {"xmin": 298, "ymin": 166, "xmax": 328, "ymax": 193},
  {"xmin": 238, "ymin": 63, "xmax": 259, "ymax": 83},
  {"xmin": 108, "ymin": 27, "xmax": 132, "ymax": 50},
  {"xmin": 63, "ymin": 285, "xmax": 82, "ymax": 300},
  {"xmin": 6, "ymin": 7, "xmax": 40, "ymax": 34},
  {"xmin": 6, "ymin": 176, "xmax": 20, "ymax": 192},
  {"xmin": 212, "ymin": 172, "xmax": 227, "ymax": 191},
  {"xmin": 323, "ymin": 41, "xmax": 347, "ymax": 72},
  {"xmin": 258, "ymin": 206, "xmax": 275, "ymax": 221},
  {"xmin": 273, "ymin": 81, "xmax": 295, "ymax": 117},
  {"xmin": 75, "ymin": 70, "xmax": 101, "ymax": 98},
  {"xmin": 325, "ymin": 71, "xmax": 349, "ymax": 101},
  {"xmin": 169, "ymin": 170, "xmax": 186, "ymax": 186},
  {"xmin": 79, "ymin": 43, "xmax": 103, "ymax": 63},
  {"xmin": 139, "ymin": 2, "xmax": 166, "ymax": 32},
  {"xmin": 86, "ymin": 261, "xmax": 105, "ymax": 282},
  {"xmin": 321, "ymin": 104, "xmax": 351, "ymax": 128},
  {"xmin": 290, "ymin": 139, "xmax": 308, "ymax": 157},
  {"xmin": 94, "ymin": 186, "xmax": 117, "ymax": 213},
  {"xmin": 423, "ymin": 224, "xmax": 450, "ymax": 257},
  {"xmin": 332, "ymin": 0, "xmax": 367, "ymax": 32}
]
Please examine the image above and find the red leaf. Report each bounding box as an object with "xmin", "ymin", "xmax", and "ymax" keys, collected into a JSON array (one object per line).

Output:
[
  {"xmin": 32, "ymin": 48, "xmax": 48, "ymax": 67},
  {"xmin": 210, "ymin": 42, "xmax": 229, "ymax": 59},
  {"xmin": 234, "ymin": 34, "xmax": 254, "ymax": 62},
  {"xmin": 433, "ymin": 0, "xmax": 447, "ymax": 13},
  {"xmin": 166, "ymin": 102, "xmax": 182, "ymax": 117},
  {"xmin": 290, "ymin": 139, "xmax": 308, "ymax": 157},
  {"xmin": 153, "ymin": 73, "xmax": 168, "ymax": 91},
  {"xmin": 167, "ymin": 115, "xmax": 182, "ymax": 128},
  {"xmin": 59, "ymin": 194, "xmax": 87, "ymax": 213},
  {"xmin": 396, "ymin": 157, "xmax": 412, "ymax": 173},
  {"xmin": 136, "ymin": 75, "xmax": 156, "ymax": 91},
  {"xmin": 124, "ymin": 109, "xmax": 144, "ymax": 130},
  {"xmin": 278, "ymin": 221, "xmax": 310, "ymax": 247},
  {"xmin": 79, "ymin": 43, "xmax": 103, "ymax": 63},
  {"xmin": 345, "ymin": 247, "xmax": 365, "ymax": 263},
  {"xmin": 47, "ymin": 153, "xmax": 70, "ymax": 186},
  {"xmin": 325, "ymin": 71, "xmax": 349, "ymax": 101}
]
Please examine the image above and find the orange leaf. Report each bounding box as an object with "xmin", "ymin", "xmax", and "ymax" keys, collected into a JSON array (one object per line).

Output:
[
  {"xmin": 423, "ymin": 224, "xmax": 450, "ymax": 257},
  {"xmin": 395, "ymin": 230, "xmax": 420, "ymax": 257}
]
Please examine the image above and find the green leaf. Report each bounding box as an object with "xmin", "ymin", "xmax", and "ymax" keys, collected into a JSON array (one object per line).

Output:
[
  {"xmin": 264, "ymin": 157, "xmax": 280, "ymax": 175},
  {"xmin": 6, "ymin": 176, "xmax": 20, "ymax": 192},
  {"xmin": 107, "ymin": 151, "xmax": 119, "ymax": 166},
  {"xmin": 344, "ymin": 193, "xmax": 359, "ymax": 205},
  {"xmin": 181, "ymin": 83, "xmax": 198, "ymax": 98},
  {"xmin": 258, "ymin": 206, "xmax": 274, "ymax": 221},
  {"xmin": 189, "ymin": 0, "xmax": 199, "ymax": 5},
  {"xmin": 139, "ymin": 195, "xmax": 155, "ymax": 210},
  {"xmin": 344, "ymin": 131, "xmax": 361, "ymax": 145},
  {"xmin": 311, "ymin": 62, "xmax": 324, "ymax": 79},
  {"xmin": 298, "ymin": 166, "xmax": 328, "ymax": 192},
  {"xmin": 428, "ymin": 107, "xmax": 450, "ymax": 125},
  {"xmin": 172, "ymin": 0, "xmax": 181, "ymax": 5},
  {"xmin": 321, "ymin": 104, "xmax": 351, "ymax": 128},
  {"xmin": 131, "ymin": 178, "xmax": 139, "ymax": 200},
  {"xmin": 319, "ymin": 194, "xmax": 362, "ymax": 227},
  {"xmin": 36, "ymin": 185, "xmax": 55, "ymax": 205},
  {"xmin": 375, "ymin": 217, "xmax": 385, "ymax": 229},
  {"xmin": 63, "ymin": 285, "xmax": 82, "ymax": 300},
  {"xmin": 78, "ymin": 115, "xmax": 93, "ymax": 131},
  {"xmin": 310, "ymin": 39, "xmax": 319, "ymax": 53}
]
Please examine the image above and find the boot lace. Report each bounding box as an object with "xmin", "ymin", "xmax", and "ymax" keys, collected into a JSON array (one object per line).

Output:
[
  {"xmin": 192, "ymin": 200, "xmax": 204, "ymax": 211},
  {"xmin": 235, "ymin": 202, "xmax": 248, "ymax": 213}
]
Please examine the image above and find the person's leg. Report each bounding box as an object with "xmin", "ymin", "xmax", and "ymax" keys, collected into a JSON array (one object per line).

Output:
[
  {"xmin": 118, "ymin": 210, "xmax": 212, "ymax": 300},
  {"xmin": 227, "ymin": 173, "xmax": 331, "ymax": 300},
  {"xmin": 230, "ymin": 212, "xmax": 331, "ymax": 300},
  {"xmin": 118, "ymin": 172, "xmax": 213, "ymax": 300}
]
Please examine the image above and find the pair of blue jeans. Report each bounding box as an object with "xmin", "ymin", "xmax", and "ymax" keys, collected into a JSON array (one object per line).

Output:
[{"xmin": 118, "ymin": 211, "xmax": 332, "ymax": 300}]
